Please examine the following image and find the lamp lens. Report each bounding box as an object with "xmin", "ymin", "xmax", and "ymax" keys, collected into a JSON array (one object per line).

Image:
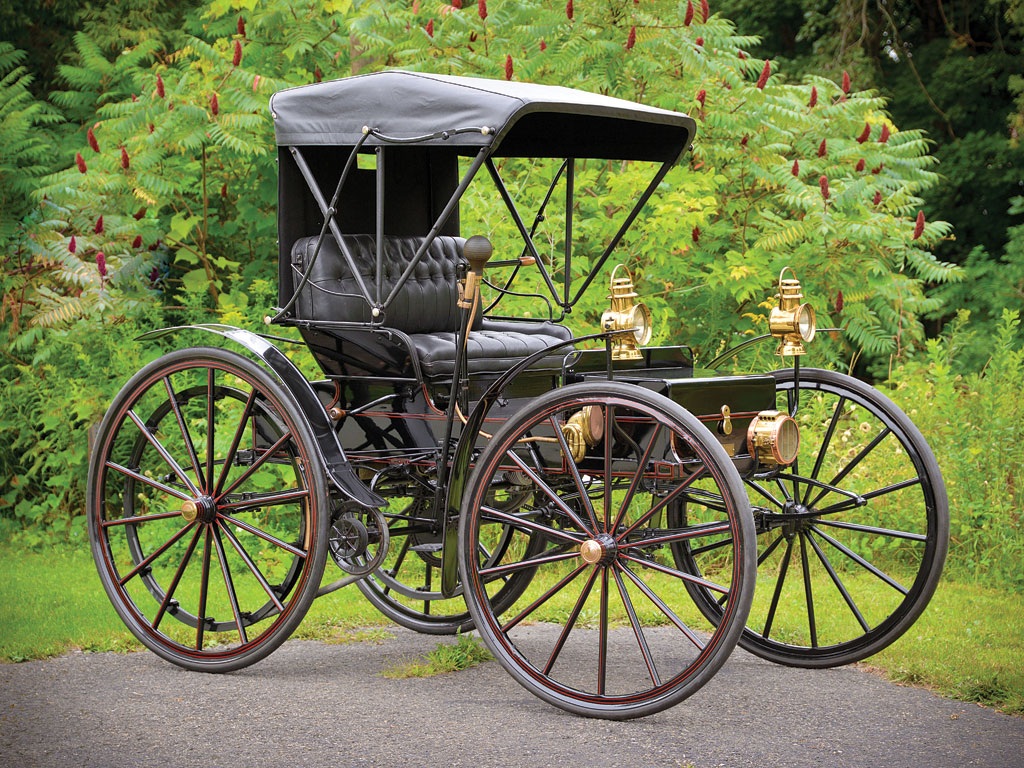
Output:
[
  {"xmin": 798, "ymin": 304, "xmax": 816, "ymax": 342},
  {"xmin": 631, "ymin": 305, "xmax": 652, "ymax": 345}
]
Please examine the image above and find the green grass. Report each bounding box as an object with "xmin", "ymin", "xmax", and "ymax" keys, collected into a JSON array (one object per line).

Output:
[
  {"xmin": 381, "ymin": 632, "xmax": 493, "ymax": 679},
  {"xmin": 1, "ymin": 544, "xmax": 1021, "ymax": 714},
  {"xmin": 0, "ymin": 544, "xmax": 391, "ymax": 661}
]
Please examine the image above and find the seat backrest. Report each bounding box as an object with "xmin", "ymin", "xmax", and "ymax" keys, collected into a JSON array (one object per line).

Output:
[{"xmin": 289, "ymin": 234, "xmax": 467, "ymax": 332}]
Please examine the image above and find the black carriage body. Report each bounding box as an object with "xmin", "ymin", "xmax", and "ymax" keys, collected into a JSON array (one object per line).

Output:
[
  {"xmin": 268, "ymin": 70, "xmax": 774, "ymax": 469},
  {"xmin": 87, "ymin": 69, "xmax": 947, "ymax": 719}
]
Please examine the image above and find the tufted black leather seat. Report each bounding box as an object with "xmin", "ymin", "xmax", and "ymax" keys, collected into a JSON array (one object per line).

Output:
[{"xmin": 290, "ymin": 235, "xmax": 572, "ymax": 378}]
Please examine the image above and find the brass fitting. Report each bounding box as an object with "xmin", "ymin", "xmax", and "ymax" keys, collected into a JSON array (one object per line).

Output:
[
  {"xmin": 747, "ymin": 410, "xmax": 800, "ymax": 466},
  {"xmin": 562, "ymin": 405, "xmax": 605, "ymax": 463},
  {"xmin": 601, "ymin": 265, "xmax": 652, "ymax": 361},
  {"xmin": 769, "ymin": 267, "xmax": 816, "ymax": 356}
]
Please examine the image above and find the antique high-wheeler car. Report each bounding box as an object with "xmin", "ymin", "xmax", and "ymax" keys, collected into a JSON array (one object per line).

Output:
[{"xmin": 87, "ymin": 70, "xmax": 949, "ymax": 720}]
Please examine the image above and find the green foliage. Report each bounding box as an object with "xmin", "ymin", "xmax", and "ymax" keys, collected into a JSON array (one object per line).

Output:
[
  {"xmin": 0, "ymin": 44, "xmax": 63, "ymax": 247},
  {"xmin": 0, "ymin": 0, "xmax": 1008, "ymax": 600},
  {"xmin": 0, "ymin": 312, "xmax": 165, "ymax": 545},
  {"xmin": 719, "ymin": 0, "xmax": 1024, "ymax": 355},
  {"xmin": 889, "ymin": 310, "xmax": 1024, "ymax": 587}
]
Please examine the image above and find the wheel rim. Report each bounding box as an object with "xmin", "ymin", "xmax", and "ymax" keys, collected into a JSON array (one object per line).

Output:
[
  {"xmin": 92, "ymin": 358, "xmax": 321, "ymax": 659},
  {"xmin": 463, "ymin": 390, "xmax": 753, "ymax": 713},
  {"xmin": 674, "ymin": 369, "xmax": 946, "ymax": 664}
]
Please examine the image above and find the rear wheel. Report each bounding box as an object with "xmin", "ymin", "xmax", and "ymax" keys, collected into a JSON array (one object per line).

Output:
[
  {"xmin": 672, "ymin": 367, "xmax": 948, "ymax": 667},
  {"xmin": 87, "ymin": 347, "xmax": 329, "ymax": 672},
  {"xmin": 460, "ymin": 382, "xmax": 755, "ymax": 719},
  {"xmin": 354, "ymin": 479, "xmax": 544, "ymax": 634}
]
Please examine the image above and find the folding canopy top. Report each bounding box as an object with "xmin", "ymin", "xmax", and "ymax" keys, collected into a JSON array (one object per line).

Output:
[{"xmin": 270, "ymin": 70, "xmax": 696, "ymax": 161}]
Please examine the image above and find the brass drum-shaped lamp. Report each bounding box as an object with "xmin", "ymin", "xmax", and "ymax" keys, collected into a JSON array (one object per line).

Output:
[
  {"xmin": 562, "ymin": 405, "xmax": 604, "ymax": 463},
  {"xmin": 769, "ymin": 267, "xmax": 816, "ymax": 356},
  {"xmin": 747, "ymin": 410, "xmax": 800, "ymax": 466},
  {"xmin": 601, "ymin": 265, "xmax": 652, "ymax": 361}
]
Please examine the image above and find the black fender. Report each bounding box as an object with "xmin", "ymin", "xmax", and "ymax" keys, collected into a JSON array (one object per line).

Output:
[
  {"xmin": 136, "ymin": 323, "xmax": 385, "ymax": 509},
  {"xmin": 439, "ymin": 330, "xmax": 614, "ymax": 597}
]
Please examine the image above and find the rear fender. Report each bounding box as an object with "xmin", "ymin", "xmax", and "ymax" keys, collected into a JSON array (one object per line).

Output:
[{"xmin": 136, "ymin": 323, "xmax": 385, "ymax": 509}]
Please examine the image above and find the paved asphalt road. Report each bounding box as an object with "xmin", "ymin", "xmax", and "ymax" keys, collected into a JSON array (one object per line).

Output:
[{"xmin": 1, "ymin": 625, "xmax": 1022, "ymax": 768}]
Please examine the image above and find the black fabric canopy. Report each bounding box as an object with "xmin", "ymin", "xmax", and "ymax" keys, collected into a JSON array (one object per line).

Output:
[{"xmin": 270, "ymin": 70, "xmax": 696, "ymax": 161}]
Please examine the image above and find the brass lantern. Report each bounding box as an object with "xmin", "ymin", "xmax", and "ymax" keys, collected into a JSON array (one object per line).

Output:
[
  {"xmin": 769, "ymin": 267, "xmax": 816, "ymax": 356},
  {"xmin": 601, "ymin": 265, "xmax": 652, "ymax": 361}
]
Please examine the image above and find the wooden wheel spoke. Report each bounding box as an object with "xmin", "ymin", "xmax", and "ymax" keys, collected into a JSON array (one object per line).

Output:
[
  {"xmin": 164, "ymin": 376, "xmax": 204, "ymax": 488},
  {"xmin": 775, "ymin": 477, "xmax": 793, "ymax": 502},
  {"xmin": 618, "ymin": 520, "xmax": 731, "ymax": 550},
  {"xmin": 799, "ymin": 533, "xmax": 817, "ymax": 648},
  {"xmin": 811, "ymin": 525, "xmax": 908, "ymax": 595},
  {"xmin": 616, "ymin": 467, "xmax": 707, "ymax": 542},
  {"xmin": 205, "ymin": 368, "xmax": 216, "ymax": 494},
  {"xmin": 216, "ymin": 513, "xmax": 307, "ymax": 559},
  {"xmin": 747, "ymin": 480, "xmax": 783, "ymax": 508},
  {"xmin": 501, "ymin": 563, "xmax": 588, "ymax": 633},
  {"xmin": 213, "ymin": 389, "xmax": 258, "ymax": 497},
  {"xmin": 104, "ymin": 461, "xmax": 192, "ymax": 501},
  {"xmin": 805, "ymin": 530, "xmax": 870, "ymax": 633},
  {"xmin": 801, "ymin": 395, "xmax": 847, "ymax": 505},
  {"xmin": 603, "ymin": 404, "xmax": 614, "ymax": 532},
  {"xmin": 212, "ymin": 524, "xmax": 248, "ymax": 644},
  {"xmin": 216, "ymin": 431, "xmax": 293, "ymax": 500},
  {"xmin": 543, "ymin": 566, "xmax": 599, "ymax": 675},
  {"xmin": 597, "ymin": 567, "xmax": 609, "ymax": 695},
  {"xmin": 617, "ymin": 563, "xmax": 704, "ymax": 651},
  {"xmin": 612, "ymin": 566, "xmax": 660, "ymax": 686},
  {"xmin": 386, "ymin": 537, "xmax": 411, "ymax": 577},
  {"xmin": 152, "ymin": 524, "xmax": 204, "ymax": 631},
  {"xmin": 757, "ymin": 534, "xmax": 785, "ymax": 566},
  {"xmin": 609, "ymin": 424, "xmax": 662, "ymax": 535},
  {"xmin": 815, "ymin": 518, "xmax": 927, "ymax": 542},
  {"xmin": 478, "ymin": 549, "xmax": 579, "ymax": 579},
  {"xmin": 815, "ymin": 477, "xmax": 922, "ymax": 516},
  {"xmin": 118, "ymin": 522, "xmax": 196, "ymax": 586},
  {"xmin": 196, "ymin": 526, "xmax": 213, "ymax": 650},
  {"xmin": 619, "ymin": 553, "xmax": 729, "ymax": 594},
  {"xmin": 808, "ymin": 426, "xmax": 892, "ymax": 508},
  {"xmin": 126, "ymin": 410, "xmax": 201, "ymax": 497},
  {"xmin": 503, "ymin": 450, "xmax": 593, "ymax": 535},
  {"xmin": 479, "ymin": 505, "xmax": 585, "ymax": 545},
  {"xmin": 101, "ymin": 510, "xmax": 183, "ymax": 527},
  {"xmin": 218, "ymin": 520, "xmax": 285, "ymax": 611},
  {"xmin": 548, "ymin": 416, "xmax": 598, "ymax": 532},
  {"xmin": 218, "ymin": 488, "xmax": 310, "ymax": 512},
  {"xmin": 688, "ymin": 536, "xmax": 734, "ymax": 558},
  {"xmin": 762, "ymin": 535, "xmax": 794, "ymax": 639}
]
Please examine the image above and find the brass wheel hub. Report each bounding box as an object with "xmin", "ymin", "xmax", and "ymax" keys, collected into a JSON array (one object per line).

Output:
[
  {"xmin": 181, "ymin": 495, "xmax": 216, "ymax": 524},
  {"xmin": 579, "ymin": 533, "xmax": 617, "ymax": 565}
]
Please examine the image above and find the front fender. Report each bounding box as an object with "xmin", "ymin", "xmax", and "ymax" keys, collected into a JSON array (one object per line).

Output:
[{"xmin": 136, "ymin": 323, "xmax": 385, "ymax": 509}]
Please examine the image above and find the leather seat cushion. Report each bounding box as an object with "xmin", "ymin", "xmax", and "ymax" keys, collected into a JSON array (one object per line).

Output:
[
  {"xmin": 411, "ymin": 320, "xmax": 574, "ymax": 377},
  {"xmin": 291, "ymin": 234, "xmax": 474, "ymax": 332}
]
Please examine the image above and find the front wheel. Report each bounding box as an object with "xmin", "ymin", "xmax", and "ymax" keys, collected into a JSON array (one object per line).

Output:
[
  {"xmin": 673, "ymin": 367, "xmax": 948, "ymax": 667},
  {"xmin": 459, "ymin": 382, "xmax": 756, "ymax": 720},
  {"xmin": 87, "ymin": 347, "xmax": 329, "ymax": 672}
]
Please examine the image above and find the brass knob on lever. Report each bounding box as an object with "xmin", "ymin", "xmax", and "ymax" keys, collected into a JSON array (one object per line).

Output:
[{"xmin": 460, "ymin": 235, "xmax": 493, "ymax": 308}]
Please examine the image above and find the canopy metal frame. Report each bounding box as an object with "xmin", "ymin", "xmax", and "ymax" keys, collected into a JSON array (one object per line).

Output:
[{"xmin": 274, "ymin": 125, "xmax": 682, "ymax": 328}]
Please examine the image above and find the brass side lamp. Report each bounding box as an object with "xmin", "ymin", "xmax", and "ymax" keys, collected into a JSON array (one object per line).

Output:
[
  {"xmin": 601, "ymin": 264, "xmax": 652, "ymax": 361},
  {"xmin": 768, "ymin": 267, "xmax": 816, "ymax": 356},
  {"xmin": 562, "ymin": 405, "xmax": 604, "ymax": 463}
]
